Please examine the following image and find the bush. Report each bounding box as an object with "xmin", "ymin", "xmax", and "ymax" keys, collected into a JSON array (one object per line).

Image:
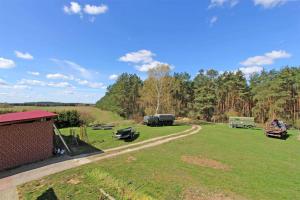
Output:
[{"xmin": 55, "ymin": 110, "xmax": 81, "ymax": 128}]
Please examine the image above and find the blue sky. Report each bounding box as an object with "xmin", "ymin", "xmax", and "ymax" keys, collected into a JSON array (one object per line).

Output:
[{"xmin": 0, "ymin": 0, "xmax": 299, "ymax": 103}]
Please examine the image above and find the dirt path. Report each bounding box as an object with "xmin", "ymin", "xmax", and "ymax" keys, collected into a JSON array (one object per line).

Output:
[{"xmin": 0, "ymin": 125, "xmax": 201, "ymax": 200}]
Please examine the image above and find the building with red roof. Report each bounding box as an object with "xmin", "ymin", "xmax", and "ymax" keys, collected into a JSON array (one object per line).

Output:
[{"xmin": 0, "ymin": 110, "xmax": 57, "ymax": 171}]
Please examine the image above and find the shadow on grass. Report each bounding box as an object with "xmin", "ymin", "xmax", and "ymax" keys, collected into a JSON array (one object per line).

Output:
[
  {"xmin": 60, "ymin": 135, "xmax": 103, "ymax": 156},
  {"xmin": 267, "ymin": 133, "xmax": 290, "ymax": 140},
  {"xmin": 37, "ymin": 188, "xmax": 58, "ymax": 200},
  {"xmin": 124, "ymin": 132, "xmax": 140, "ymax": 142}
]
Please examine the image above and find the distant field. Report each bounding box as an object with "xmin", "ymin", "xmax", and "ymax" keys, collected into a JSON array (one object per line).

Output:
[
  {"xmin": 18, "ymin": 125, "xmax": 300, "ymax": 200},
  {"xmin": 0, "ymin": 106, "xmax": 124, "ymax": 124}
]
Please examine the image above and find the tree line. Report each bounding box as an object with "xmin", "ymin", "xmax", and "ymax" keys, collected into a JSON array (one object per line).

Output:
[{"xmin": 96, "ymin": 65, "xmax": 300, "ymax": 127}]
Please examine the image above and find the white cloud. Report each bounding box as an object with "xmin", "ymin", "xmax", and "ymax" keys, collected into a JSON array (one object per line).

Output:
[
  {"xmin": 46, "ymin": 73, "xmax": 73, "ymax": 80},
  {"xmin": 87, "ymin": 82, "xmax": 104, "ymax": 89},
  {"xmin": 65, "ymin": 60, "xmax": 90, "ymax": 77},
  {"xmin": 119, "ymin": 49, "xmax": 172, "ymax": 72},
  {"xmin": 76, "ymin": 79, "xmax": 89, "ymax": 85},
  {"xmin": 239, "ymin": 66, "xmax": 264, "ymax": 76},
  {"xmin": 63, "ymin": 2, "xmax": 107, "ymax": 21},
  {"xmin": 76, "ymin": 79, "xmax": 104, "ymax": 89},
  {"xmin": 210, "ymin": 16, "xmax": 218, "ymax": 26},
  {"xmin": 84, "ymin": 4, "xmax": 108, "ymax": 15},
  {"xmin": 209, "ymin": 0, "xmax": 239, "ymax": 8},
  {"xmin": 136, "ymin": 61, "xmax": 169, "ymax": 72},
  {"xmin": 18, "ymin": 79, "xmax": 46, "ymax": 86},
  {"xmin": 0, "ymin": 78, "xmax": 31, "ymax": 89},
  {"xmin": 50, "ymin": 59, "xmax": 92, "ymax": 79},
  {"xmin": 253, "ymin": 0, "xmax": 289, "ymax": 8},
  {"xmin": 0, "ymin": 78, "xmax": 8, "ymax": 86},
  {"xmin": 240, "ymin": 50, "xmax": 291, "ymax": 66},
  {"xmin": 119, "ymin": 50, "xmax": 155, "ymax": 64},
  {"xmin": 12, "ymin": 85, "xmax": 31, "ymax": 89},
  {"xmin": 64, "ymin": 2, "xmax": 81, "ymax": 14},
  {"xmin": 0, "ymin": 57, "xmax": 15, "ymax": 69},
  {"xmin": 27, "ymin": 71, "xmax": 40, "ymax": 76},
  {"xmin": 265, "ymin": 50, "xmax": 291, "ymax": 59},
  {"xmin": 109, "ymin": 74, "xmax": 119, "ymax": 80},
  {"xmin": 15, "ymin": 78, "xmax": 74, "ymax": 89},
  {"xmin": 63, "ymin": 90, "xmax": 76, "ymax": 95},
  {"xmin": 15, "ymin": 51, "xmax": 33, "ymax": 60},
  {"xmin": 48, "ymin": 82, "xmax": 73, "ymax": 88}
]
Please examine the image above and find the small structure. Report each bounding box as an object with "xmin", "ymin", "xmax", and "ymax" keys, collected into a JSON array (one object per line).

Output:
[
  {"xmin": 0, "ymin": 110, "xmax": 57, "ymax": 171},
  {"xmin": 229, "ymin": 117, "xmax": 255, "ymax": 128}
]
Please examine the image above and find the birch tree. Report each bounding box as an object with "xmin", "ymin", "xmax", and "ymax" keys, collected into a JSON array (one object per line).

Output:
[{"xmin": 147, "ymin": 64, "xmax": 171, "ymax": 114}]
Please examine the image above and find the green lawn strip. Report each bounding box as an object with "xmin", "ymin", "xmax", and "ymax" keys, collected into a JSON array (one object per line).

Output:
[
  {"xmin": 19, "ymin": 125, "xmax": 300, "ymax": 200},
  {"xmin": 60, "ymin": 124, "xmax": 191, "ymax": 151}
]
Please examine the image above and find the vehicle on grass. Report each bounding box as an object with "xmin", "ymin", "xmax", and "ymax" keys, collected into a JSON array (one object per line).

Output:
[
  {"xmin": 265, "ymin": 119, "xmax": 287, "ymax": 139},
  {"xmin": 114, "ymin": 127, "xmax": 136, "ymax": 139},
  {"xmin": 143, "ymin": 114, "xmax": 175, "ymax": 126},
  {"xmin": 229, "ymin": 117, "xmax": 255, "ymax": 128}
]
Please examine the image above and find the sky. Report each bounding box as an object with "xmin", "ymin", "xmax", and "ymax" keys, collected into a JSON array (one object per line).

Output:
[{"xmin": 0, "ymin": 0, "xmax": 299, "ymax": 103}]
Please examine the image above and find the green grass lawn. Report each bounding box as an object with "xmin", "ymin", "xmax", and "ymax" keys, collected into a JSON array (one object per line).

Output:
[
  {"xmin": 60, "ymin": 125, "xmax": 191, "ymax": 153},
  {"xmin": 18, "ymin": 125, "xmax": 300, "ymax": 200}
]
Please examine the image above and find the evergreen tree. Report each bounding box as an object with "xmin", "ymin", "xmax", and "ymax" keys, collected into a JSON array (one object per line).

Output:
[{"xmin": 193, "ymin": 69, "xmax": 217, "ymax": 121}]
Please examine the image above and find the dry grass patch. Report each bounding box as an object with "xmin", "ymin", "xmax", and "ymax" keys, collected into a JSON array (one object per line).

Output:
[
  {"xmin": 126, "ymin": 155, "xmax": 137, "ymax": 163},
  {"xmin": 183, "ymin": 187, "xmax": 246, "ymax": 200},
  {"xmin": 181, "ymin": 155, "xmax": 231, "ymax": 171},
  {"xmin": 67, "ymin": 178, "xmax": 81, "ymax": 185}
]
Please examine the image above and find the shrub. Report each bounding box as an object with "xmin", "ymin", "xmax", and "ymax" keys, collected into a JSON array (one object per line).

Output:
[{"xmin": 55, "ymin": 110, "xmax": 81, "ymax": 128}]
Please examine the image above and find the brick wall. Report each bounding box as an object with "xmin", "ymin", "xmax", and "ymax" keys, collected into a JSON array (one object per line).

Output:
[{"xmin": 0, "ymin": 120, "xmax": 54, "ymax": 171}]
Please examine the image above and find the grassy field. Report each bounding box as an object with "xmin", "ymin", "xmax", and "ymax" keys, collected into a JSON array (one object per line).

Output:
[
  {"xmin": 18, "ymin": 125, "xmax": 300, "ymax": 200},
  {"xmin": 60, "ymin": 125, "xmax": 191, "ymax": 152},
  {"xmin": 0, "ymin": 106, "xmax": 124, "ymax": 124}
]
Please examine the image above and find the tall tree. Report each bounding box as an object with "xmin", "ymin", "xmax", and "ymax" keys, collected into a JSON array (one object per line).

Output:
[
  {"xmin": 193, "ymin": 69, "xmax": 218, "ymax": 121},
  {"xmin": 172, "ymin": 72, "xmax": 193, "ymax": 117},
  {"xmin": 96, "ymin": 65, "xmax": 300, "ymax": 127},
  {"xmin": 96, "ymin": 73, "xmax": 143, "ymax": 118},
  {"xmin": 147, "ymin": 64, "xmax": 171, "ymax": 114}
]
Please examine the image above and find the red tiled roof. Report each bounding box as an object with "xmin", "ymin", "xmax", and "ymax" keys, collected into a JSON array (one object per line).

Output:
[{"xmin": 0, "ymin": 110, "xmax": 57, "ymax": 124}]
